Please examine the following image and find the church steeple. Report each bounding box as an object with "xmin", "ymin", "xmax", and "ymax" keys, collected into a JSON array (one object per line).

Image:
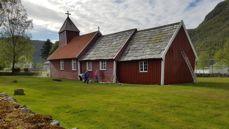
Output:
[{"xmin": 59, "ymin": 11, "xmax": 80, "ymax": 48}]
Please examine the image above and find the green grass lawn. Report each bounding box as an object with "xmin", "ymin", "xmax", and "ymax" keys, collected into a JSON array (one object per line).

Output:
[{"xmin": 0, "ymin": 76, "xmax": 228, "ymax": 129}]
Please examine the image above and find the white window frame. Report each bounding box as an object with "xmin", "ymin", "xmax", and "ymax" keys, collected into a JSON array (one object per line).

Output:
[
  {"xmin": 100, "ymin": 61, "xmax": 106, "ymax": 70},
  {"xmin": 60, "ymin": 60, "xmax": 64, "ymax": 70},
  {"xmin": 139, "ymin": 61, "xmax": 148, "ymax": 72},
  {"xmin": 86, "ymin": 61, "xmax": 92, "ymax": 71},
  {"xmin": 72, "ymin": 59, "xmax": 77, "ymax": 71}
]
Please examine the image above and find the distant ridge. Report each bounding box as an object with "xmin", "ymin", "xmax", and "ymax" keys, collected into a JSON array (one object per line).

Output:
[{"xmin": 189, "ymin": 0, "xmax": 229, "ymax": 57}]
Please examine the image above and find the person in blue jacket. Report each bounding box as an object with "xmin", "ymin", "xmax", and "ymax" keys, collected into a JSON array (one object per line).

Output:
[{"xmin": 83, "ymin": 71, "xmax": 89, "ymax": 84}]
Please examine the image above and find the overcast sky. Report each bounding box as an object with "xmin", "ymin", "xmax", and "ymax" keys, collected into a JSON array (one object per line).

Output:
[{"xmin": 21, "ymin": 0, "xmax": 223, "ymax": 41}]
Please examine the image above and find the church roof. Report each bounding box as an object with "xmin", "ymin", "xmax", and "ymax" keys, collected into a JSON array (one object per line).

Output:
[
  {"xmin": 48, "ymin": 31, "xmax": 99, "ymax": 60},
  {"xmin": 119, "ymin": 22, "xmax": 181, "ymax": 61},
  {"xmin": 80, "ymin": 29, "xmax": 136, "ymax": 60},
  {"xmin": 59, "ymin": 17, "xmax": 80, "ymax": 33}
]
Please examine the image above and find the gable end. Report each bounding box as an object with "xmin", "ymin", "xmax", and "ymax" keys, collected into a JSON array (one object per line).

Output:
[{"xmin": 162, "ymin": 21, "xmax": 198, "ymax": 60}]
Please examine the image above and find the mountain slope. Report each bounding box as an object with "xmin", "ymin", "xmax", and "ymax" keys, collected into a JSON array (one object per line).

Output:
[
  {"xmin": 189, "ymin": 0, "xmax": 229, "ymax": 57},
  {"xmin": 32, "ymin": 40, "xmax": 45, "ymax": 68}
]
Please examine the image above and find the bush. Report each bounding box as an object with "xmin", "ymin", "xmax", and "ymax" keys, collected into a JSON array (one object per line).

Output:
[
  {"xmin": 12, "ymin": 80, "xmax": 18, "ymax": 83},
  {"xmin": 0, "ymin": 72, "xmax": 38, "ymax": 76},
  {"xmin": 197, "ymin": 73, "xmax": 229, "ymax": 77},
  {"xmin": 52, "ymin": 79, "xmax": 62, "ymax": 82},
  {"xmin": 13, "ymin": 68, "xmax": 21, "ymax": 73},
  {"xmin": 24, "ymin": 68, "xmax": 29, "ymax": 72}
]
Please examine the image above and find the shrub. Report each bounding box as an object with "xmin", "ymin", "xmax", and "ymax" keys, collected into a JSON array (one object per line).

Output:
[
  {"xmin": 24, "ymin": 68, "xmax": 29, "ymax": 72},
  {"xmin": 12, "ymin": 80, "xmax": 18, "ymax": 83},
  {"xmin": 52, "ymin": 79, "xmax": 62, "ymax": 82},
  {"xmin": 13, "ymin": 68, "xmax": 21, "ymax": 73}
]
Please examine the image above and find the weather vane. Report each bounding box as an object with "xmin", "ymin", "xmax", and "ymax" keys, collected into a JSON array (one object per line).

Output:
[{"xmin": 65, "ymin": 11, "xmax": 71, "ymax": 17}]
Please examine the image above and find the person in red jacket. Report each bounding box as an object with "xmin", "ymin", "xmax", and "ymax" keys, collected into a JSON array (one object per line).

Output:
[{"xmin": 94, "ymin": 70, "xmax": 99, "ymax": 83}]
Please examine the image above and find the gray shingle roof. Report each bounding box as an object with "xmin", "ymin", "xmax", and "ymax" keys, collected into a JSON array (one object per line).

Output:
[
  {"xmin": 59, "ymin": 17, "xmax": 80, "ymax": 33},
  {"xmin": 119, "ymin": 22, "xmax": 181, "ymax": 61},
  {"xmin": 81, "ymin": 29, "xmax": 136, "ymax": 60}
]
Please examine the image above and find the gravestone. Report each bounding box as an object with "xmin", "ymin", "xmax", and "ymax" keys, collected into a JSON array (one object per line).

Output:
[{"xmin": 14, "ymin": 89, "xmax": 25, "ymax": 95}]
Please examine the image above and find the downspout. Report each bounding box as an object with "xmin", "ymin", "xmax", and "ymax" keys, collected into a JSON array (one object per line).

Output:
[
  {"xmin": 77, "ymin": 60, "xmax": 81, "ymax": 80},
  {"xmin": 160, "ymin": 58, "xmax": 165, "ymax": 85},
  {"xmin": 113, "ymin": 60, "xmax": 117, "ymax": 83}
]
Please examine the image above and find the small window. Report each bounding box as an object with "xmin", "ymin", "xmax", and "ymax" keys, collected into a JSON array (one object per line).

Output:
[
  {"xmin": 86, "ymin": 62, "xmax": 92, "ymax": 71},
  {"xmin": 139, "ymin": 61, "xmax": 148, "ymax": 72},
  {"xmin": 100, "ymin": 61, "xmax": 106, "ymax": 70},
  {"xmin": 60, "ymin": 60, "xmax": 64, "ymax": 70},
  {"xmin": 72, "ymin": 59, "xmax": 77, "ymax": 71}
]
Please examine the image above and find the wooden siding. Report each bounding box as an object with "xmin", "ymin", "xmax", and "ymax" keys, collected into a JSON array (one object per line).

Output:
[
  {"xmin": 59, "ymin": 31, "xmax": 78, "ymax": 48},
  {"xmin": 50, "ymin": 59, "xmax": 78, "ymax": 80},
  {"xmin": 66, "ymin": 31, "xmax": 79, "ymax": 43},
  {"xmin": 164, "ymin": 26, "xmax": 196, "ymax": 84},
  {"xmin": 80, "ymin": 60, "xmax": 114, "ymax": 82},
  {"xmin": 59, "ymin": 31, "xmax": 66, "ymax": 48},
  {"xmin": 117, "ymin": 59, "xmax": 161, "ymax": 84}
]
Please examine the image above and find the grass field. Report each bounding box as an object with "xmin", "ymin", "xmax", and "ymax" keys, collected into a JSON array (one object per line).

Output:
[{"xmin": 0, "ymin": 76, "xmax": 228, "ymax": 129}]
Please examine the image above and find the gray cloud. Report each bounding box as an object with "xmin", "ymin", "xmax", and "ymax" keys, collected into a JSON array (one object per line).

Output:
[
  {"xmin": 22, "ymin": 0, "xmax": 63, "ymax": 23},
  {"xmin": 21, "ymin": 0, "xmax": 223, "ymax": 41}
]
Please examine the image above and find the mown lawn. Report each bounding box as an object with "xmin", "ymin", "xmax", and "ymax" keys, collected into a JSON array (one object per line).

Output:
[{"xmin": 0, "ymin": 76, "xmax": 228, "ymax": 129}]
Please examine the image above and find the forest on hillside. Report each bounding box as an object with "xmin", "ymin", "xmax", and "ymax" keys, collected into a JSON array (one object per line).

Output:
[{"xmin": 189, "ymin": 0, "xmax": 229, "ymax": 69}]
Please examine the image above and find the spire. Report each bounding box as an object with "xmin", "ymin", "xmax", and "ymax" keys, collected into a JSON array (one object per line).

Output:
[
  {"xmin": 58, "ymin": 11, "xmax": 80, "ymax": 48},
  {"xmin": 59, "ymin": 11, "xmax": 80, "ymax": 33}
]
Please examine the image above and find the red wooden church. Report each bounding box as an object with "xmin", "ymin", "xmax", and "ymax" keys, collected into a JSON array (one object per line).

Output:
[{"xmin": 48, "ymin": 14, "xmax": 197, "ymax": 85}]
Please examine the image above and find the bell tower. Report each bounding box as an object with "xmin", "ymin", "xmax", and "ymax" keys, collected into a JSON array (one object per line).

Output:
[{"xmin": 59, "ymin": 11, "xmax": 80, "ymax": 48}]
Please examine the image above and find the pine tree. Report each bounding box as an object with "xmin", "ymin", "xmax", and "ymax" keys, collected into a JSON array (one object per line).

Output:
[
  {"xmin": 49, "ymin": 41, "xmax": 59, "ymax": 55},
  {"xmin": 41, "ymin": 39, "xmax": 52, "ymax": 60}
]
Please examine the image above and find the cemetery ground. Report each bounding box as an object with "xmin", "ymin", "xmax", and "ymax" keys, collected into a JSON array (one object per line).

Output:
[{"xmin": 0, "ymin": 76, "xmax": 228, "ymax": 129}]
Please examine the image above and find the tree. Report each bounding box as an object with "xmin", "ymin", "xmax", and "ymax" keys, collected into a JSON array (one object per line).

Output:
[
  {"xmin": 0, "ymin": 0, "xmax": 33, "ymax": 73},
  {"xmin": 0, "ymin": 36, "xmax": 33, "ymax": 69},
  {"xmin": 49, "ymin": 41, "xmax": 59, "ymax": 55},
  {"xmin": 41, "ymin": 39, "xmax": 52, "ymax": 60},
  {"xmin": 0, "ymin": 2, "xmax": 3, "ymax": 26},
  {"xmin": 198, "ymin": 51, "xmax": 210, "ymax": 72},
  {"xmin": 214, "ymin": 41, "xmax": 229, "ymax": 66},
  {"xmin": 0, "ymin": 39, "xmax": 7, "ymax": 69},
  {"xmin": 0, "ymin": 0, "xmax": 8, "ymax": 26}
]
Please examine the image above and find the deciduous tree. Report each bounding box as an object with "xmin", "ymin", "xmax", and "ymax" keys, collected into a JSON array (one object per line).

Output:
[
  {"xmin": 198, "ymin": 51, "xmax": 210, "ymax": 72},
  {"xmin": 0, "ymin": 0, "xmax": 33, "ymax": 73},
  {"xmin": 214, "ymin": 41, "xmax": 229, "ymax": 66},
  {"xmin": 0, "ymin": 36, "xmax": 33, "ymax": 69}
]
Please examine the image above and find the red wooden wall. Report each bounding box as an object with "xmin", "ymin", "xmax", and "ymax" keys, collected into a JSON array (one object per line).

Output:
[
  {"xmin": 164, "ymin": 26, "xmax": 196, "ymax": 84},
  {"xmin": 117, "ymin": 59, "xmax": 161, "ymax": 84},
  {"xmin": 50, "ymin": 59, "xmax": 78, "ymax": 80},
  {"xmin": 80, "ymin": 60, "xmax": 114, "ymax": 82}
]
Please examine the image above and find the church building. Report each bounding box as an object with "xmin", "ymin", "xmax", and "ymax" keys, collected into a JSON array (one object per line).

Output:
[{"xmin": 48, "ymin": 13, "xmax": 197, "ymax": 85}]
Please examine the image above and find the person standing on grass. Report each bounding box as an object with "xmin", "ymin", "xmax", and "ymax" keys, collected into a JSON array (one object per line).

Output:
[
  {"xmin": 94, "ymin": 70, "xmax": 99, "ymax": 83},
  {"xmin": 82, "ymin": 72, "xmax": 85, "ymax": 82},
  {"xmin": 84, "ymin": 70, "xmax": 89, "ymax": 84}
]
